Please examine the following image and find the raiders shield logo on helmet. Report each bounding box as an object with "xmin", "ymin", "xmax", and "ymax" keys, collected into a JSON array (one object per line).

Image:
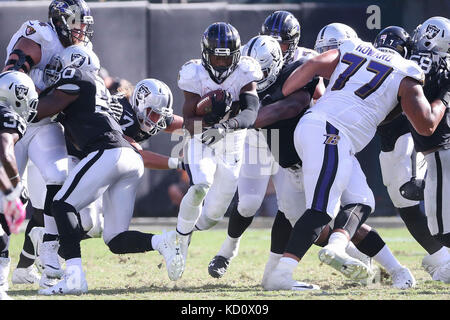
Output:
[
  {"xmin": 137, "ymin": 85, "xmax": 151, "ymax": 100},
  {"xmin": 425, "ymin": 24, "xmax": 440, "ymax": 39},
  {"xmin": 70, "ymin": 53, "xmax": 87, "ymax": 68},
  {"xmin": 15, "ymin": 85, "xmax": 29, "ymax": 101}
]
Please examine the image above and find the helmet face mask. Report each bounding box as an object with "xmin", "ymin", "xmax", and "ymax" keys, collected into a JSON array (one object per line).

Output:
[
  {"xmin": 314, "ymin": 23, "xmax": 358, "ymax": 54},
  {"xmin": 242, "ymin": 35, "xmax": 284, "ymax": 92},
  {"xmin": 49, "ymin": 0, "xmax": 94, "ymax": 47},
  {"xmin": 0, "ymin": 71, "xmax": 39, "ymax": 124},
  {"xmin": 132, "ymin": 79, "xmax": 174, "ymax": 135},
  {"xmin": 201, "ymin": 22, "xmax": 241, "ymax": 84},
  {"xmin": 261, "ymin": 11, "xmax": 300, "ymax": 64}
]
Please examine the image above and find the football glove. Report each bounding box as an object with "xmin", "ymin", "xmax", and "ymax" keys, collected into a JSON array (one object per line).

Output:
[
  {"xmin": 3, "ymin": 182, "xmax": 26, "ymax": 234},
  {"xmin": 201, "ymin": 123, "xmax": 228, "ymax": 146},
  {"xmin": 203, "ymin": 91, "xmax": 232, "ymax": 126},
  {"xmin": 399, "ymin": 177, "xmax": 425, "ymax": 201}
]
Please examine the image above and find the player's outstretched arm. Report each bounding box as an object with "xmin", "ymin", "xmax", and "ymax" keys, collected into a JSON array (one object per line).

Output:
[
  {"xmin": 0, "ymin": 131, "xmax": 21, "ymax": 185},
  {"xmin": 36, "ymin": 89, "xmax": 79, "ymax": 121},
  {"xmin": 182, "ymin": 90, "xmax": 203, "ymax": 136},
  {"xmin": 253, "ymin": 90, "xmax": 311, "ymax": 128},
  {"xmin": 282, "ymin": 49, "xmax": 340, "ymax": 97},
  {"xmin": 2, "ymin": 38, "xmax": 41, "ymax": 73},
  {"xmin": 399, "ymin": 77, "xmax": 447, "ymax": 136},
  {"xmin": 221, "ymin": 81, "xmax": 259, "ymax": 130},
  {"xmin": 164, "ymin": 114, "xmax": 184, "ymax": 134}
]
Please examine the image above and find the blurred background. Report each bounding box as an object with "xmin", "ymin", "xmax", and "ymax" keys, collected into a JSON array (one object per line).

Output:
[{"xmin": 0, "ymin": 0, "xmax": 448, "ymax": 218}]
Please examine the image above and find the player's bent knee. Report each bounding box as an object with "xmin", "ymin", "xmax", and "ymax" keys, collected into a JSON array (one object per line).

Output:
[
  {"xmin": 237, "ymin": 194, "xmax": 264, "ymax": 218},
  {"xmin": 190, "ymin": 183, "xmax": 210, "ymax": 205}
]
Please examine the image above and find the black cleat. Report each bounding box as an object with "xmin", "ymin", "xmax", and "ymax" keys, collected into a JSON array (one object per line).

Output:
[{"xmin": 208, "ymin": 255, "xmax": 230, "ymax": 278}]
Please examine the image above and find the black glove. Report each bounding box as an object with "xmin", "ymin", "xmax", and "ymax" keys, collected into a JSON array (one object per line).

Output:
[
  {"xmin": 399, "ymin": 177, "xmax": 425, "ymax": 201},
  {"xmin": 200, "ymin": 123, "xmax": 227, "ymax": 146},
  {"xmin": 203, "ymin": 91, "xmax": 232, "ymax": 126}
]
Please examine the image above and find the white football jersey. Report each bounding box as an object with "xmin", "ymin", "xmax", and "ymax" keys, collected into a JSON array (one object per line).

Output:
[
  {"xmin": 177, "ymin": 56, "xmax": 262, "ymax": 102},
  {"xmin": 311, "ymin": 38, "xmax": 424, "ymax": 153},
  {"xmin": 6, "ymin": 20, "xmax": 65, "ymax": 91},
  {"xmin": 291, "ymin": 46, "xmax": 318, "ymax": 64}
]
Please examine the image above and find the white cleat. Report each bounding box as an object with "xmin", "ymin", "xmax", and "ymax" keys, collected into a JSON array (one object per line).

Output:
[
  {"xmin": 39, "ymin": 273, "xmax": 59, "ymax": 289},
  {"xmin": 40, "ymin": 241, "xmax": 64, "ymax": 279},
  {"xmin": 318, "ymin": 245, "xmax": 373, "ymax": 281},
  {"xmin": 263, "ymin": 267, "xmax": 320, "ymax": 291},
  {"xmin": 38, "ymin": 266, "xmax": 87, "ymax": 296},
  {"xmin": 0, "ymin": 290, "xmax": 12, "ymax": 300},
  {"xmin": 156, "ymin": 231, "xmax": 184, "ymax": 281},
  {"xmin": 0, "ymin": 257, "xmax": 11, "ymax": 291},
  {"xmin": 12, "ymin": 265, "xmax": 40, "ymax": 284},
  {"xmin": 29, "ymin": 227, "xmax": 45, "ymax": 272},
  {"xmin": 261, "ymin": 254, "xmax": 282, "ymax": 288},
  {"xmin": 422, "ymin": 256, "xmax": 450, "ymax": 283},
  {"xmin": 391, "ymin": 266, "xmax": 416, "ymax": 289}
]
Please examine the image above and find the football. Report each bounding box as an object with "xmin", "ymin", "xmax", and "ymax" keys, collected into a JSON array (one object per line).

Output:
[{"xmin": 195, "ymin": 89, "xmax": 229, "ymax": 116}]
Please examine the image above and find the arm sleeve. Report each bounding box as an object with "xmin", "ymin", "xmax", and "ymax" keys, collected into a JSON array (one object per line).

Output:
[{"xmin": 224, "ymin": 92, "xmax": 259, "ymax": 129}]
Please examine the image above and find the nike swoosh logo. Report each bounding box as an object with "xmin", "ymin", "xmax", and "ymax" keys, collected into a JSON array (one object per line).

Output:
[
  {"xmin": 45, "ymin": 264, "xmax": 60, "ymax": 270},
  {"xmin": 293, "ymin": 284, "xmax": 316, "ymax": 289}
]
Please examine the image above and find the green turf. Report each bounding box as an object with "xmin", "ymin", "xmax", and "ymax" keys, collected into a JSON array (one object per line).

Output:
[{"xmin": 6, "ymin": 227, "xmax": 450, "ymax": 300}]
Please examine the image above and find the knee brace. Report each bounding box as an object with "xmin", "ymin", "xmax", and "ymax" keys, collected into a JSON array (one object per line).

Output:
[
  {"xmin": 285, "ymin": 209, "xmax": 332, "ymax": 259},
  {"xmin": 333, "ymin": 203, "xmax": 371, "ymax": 239}
]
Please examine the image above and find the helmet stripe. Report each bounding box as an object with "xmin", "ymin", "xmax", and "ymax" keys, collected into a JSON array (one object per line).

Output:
[
  {"xmin": 247, "ymin": 36, "xmax": 259, "ymax": 56},
  {"xmin": 278, "ymin": 12, "xmax": 287, "ymax": 33},
  {"xmin": 271, "ymin": 13, "xmax": 278, "ymax": 32},
  {"xmin": 320, "ymin": 26, "xmax": 327, "ymax": 40},
  {"xmin": 224, "ymin": 24, "xmax": 228, "ymax": 49}
]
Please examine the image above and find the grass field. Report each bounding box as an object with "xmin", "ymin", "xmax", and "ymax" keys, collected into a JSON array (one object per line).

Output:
[{"xmin": 5, "ymin": 227, "xmax": 450, "ymax": 301}]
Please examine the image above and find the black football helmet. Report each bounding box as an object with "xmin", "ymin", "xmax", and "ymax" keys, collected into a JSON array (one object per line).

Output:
[
  {"xmin": 48, "ymin": 0, "xmax": 94, "ymax": 47},
  {"xmin": 260, "ymin": 11, "xmax": 301, "ymax": 64},
  {"xmin": 201, "ymin": 22, "xmax": 241, "ymax": 84},
  {"xmin": 373, "ymin": 26, "xmax": 411, "ymax": 58}
]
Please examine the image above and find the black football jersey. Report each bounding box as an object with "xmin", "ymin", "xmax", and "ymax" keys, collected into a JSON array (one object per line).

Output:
[
  {"xmin": 408, "ymin": 62, "xmax": 450, "ymax": 152},
  {"xmin": 0, "ymin": 108, "xmax": 26, "ymax": 140},
  {"xmin": 258, "ymin": 60, "xmax": 318, "ymax": 168},
  {"xmin": 51, "ymin": 67, "xmax": 131, "ymax": 154}
]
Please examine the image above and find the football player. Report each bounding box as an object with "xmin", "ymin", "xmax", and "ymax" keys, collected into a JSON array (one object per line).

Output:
[
  {"xmin": 407, "ymin": 17, "xmax": 450, "ymax": 283},
  {"xmin": 0, "ymin": 71, "xmax": 38, "ymax": 299},
  {"xmin": 312, "ymin": 23, "xmax": 416, "ymax": 289},
  {"xmin": 33, "ymin": 45, "xmax": 182, "ymax": 295},
  {"xmin": 373, "ymin": 25, "xmax": 450, "ymax": 283},
  {"xmin": 263, "ymin": 27, "xmax": 446, "ymax": 291},
  {"xmin": 3, "ymin": 0, "xmax": 94, "ymax": 287},
  {"xmin": 168, "ymin": 22, "xmax": 262, "ymax": 281}
]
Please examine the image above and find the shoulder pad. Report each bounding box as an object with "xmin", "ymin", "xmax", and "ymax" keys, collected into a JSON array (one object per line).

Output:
[
  {"xmin": 339, "ymin": 38, "xmax": 361, "ymax": 55},
  {"xmin": 178, "ymin": 59, "xmax": 202, "ymax": 94},
  {"xmin": 238, "ymin": 56, "xmax": 263, "ymax": 81},
  {"xmin": 20, "ymin": 20, "xmax": 55, "ymax": 44},
  {"xmin": 397, "ymin": 59, "xmax": 425, "ymax": 84}
]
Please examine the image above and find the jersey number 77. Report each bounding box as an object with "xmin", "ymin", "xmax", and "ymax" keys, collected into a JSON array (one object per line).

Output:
[{"xmin": 331, "ymin": 52, "xmax": 393, "ymax": 99}]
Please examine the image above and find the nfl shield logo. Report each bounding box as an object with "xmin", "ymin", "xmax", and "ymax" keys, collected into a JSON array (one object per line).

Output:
[
  {"xmin": 425, "ymin": 24, "xmax": 440, "ymax": 39},
  {"xmin": 15, "ymin": 85, "xmax": 29, "ymax": 101}
]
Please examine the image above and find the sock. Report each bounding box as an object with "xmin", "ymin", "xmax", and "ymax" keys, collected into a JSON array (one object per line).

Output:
[
  {"xmin": 328, "ymin": 232, "xmax": 349, "ymax": 251},
  {"xmin": 373, "ymin": 245, "xmax": 403, "ymax": 274},
  {"xmin": 270, "ymin": 210, "xmax": 293, "ymax": 254},
  {"xmin": 217, "ymin": 235, "xmax": 241, "ymax": 259},
  {"xmin": 278, "ymin": 257, "xmax": 298, "ymax": 273},
  {"xmin": 227, "ymin": 205, "xmax": 254, "ymax": 239},
  {"xmin": 66, "ymin": 257, "xmax": 82, "ymax": 268},
  {"xmin": 151, "ymin": 234, "xmax": 161, "ymax": 251},
  {"xmin": 426, "ymin": 247, "xmax": 450, "ymax": 266},
  {"xmin": 44, "ymin": 215, "xmax": 59, "ymax": 238},
  {"xmin": 346, "ymin": 241, "xmax": 370, "ymax": 262},
  {"xmin": 176, "ymin": 186, "xmax": 205, "ymax": 235}
]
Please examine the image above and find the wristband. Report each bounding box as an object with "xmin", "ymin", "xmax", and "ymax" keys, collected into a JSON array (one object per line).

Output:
[
  {"xmin": 3, "ymin": 182, "xmax": 22, "ymax": 201},
  {"xmin": 168, "ymin": 157, "xmax": 180, "ymax": 169}
]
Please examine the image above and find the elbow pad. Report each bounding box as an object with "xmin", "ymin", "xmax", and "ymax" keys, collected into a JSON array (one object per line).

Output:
[
  {"xmin": 225, "ymin": 93, "xmax": 259, "ymax": 129},
  {"xmin": 239, "ymin": 92, "xmax": 259, "ymax": 112}
]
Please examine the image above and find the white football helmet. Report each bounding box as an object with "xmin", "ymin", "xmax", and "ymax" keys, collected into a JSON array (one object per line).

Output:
[
  {"xmin": 44, "ymin": 44, "xmax": 100, "ymax": 87},
  {"xmin": 132, "ymin": 78, "xmax": 173, "ymax": 135},
  {"xmin": 0, "ymin": 71, "xmax": 38, "ymax": 123},
  {"xmin": 314, "ymin": 23, "xmax": 358, "ymax": 53},
  {"xmin": 412, "ymin": 17, "xmax": 450, "ymax": 66},
  {"xmin": 242, "ymin": 35, "xmax": 284, "ymax": 92}
]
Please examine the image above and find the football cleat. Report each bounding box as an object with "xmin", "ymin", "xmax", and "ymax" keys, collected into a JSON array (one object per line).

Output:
[
  {"xmin": 423, "ymin": 257, "xmax": 450, "ymax": 283},
  {"xmin": 29, "ymin": 227, "xmax": 45, "ymax": 272},
  {"xmin": 263, "ymin": 267, "xmax": 320, "ymax": 291},
  {"xmin": 38, "ymin": 266, "xmax": 88, "ymax": 296},
  {"xmin": 156, "ymin": 231, "xmax": 184, "ymax": 281},
  {"xmin": 40, "ymin": 240, "xmax": 64, "ymax": 279},
  {"xmin": 208, "ymin": 255, "xmax": 230, "ymax": 278},
  {"xmin": 318, "ymin": 245, "xmax": 373, "ymax": 281},
  {"xmin": 261, "ymin": 254, "xmax": 282, "ymax": 288},
  {"xmin": 391, "ymin": 266, "xmax": 416, "ymax": 289},
  {"xmin": 12, "ymin": 265, "xmax": 40, "ymax": 285},
  {"xmin": 39, "ymin": 273, "xmax": 59, "ymax": 289},
  {"xmin": 0, "ymin": 257, "xmax": 11, "ymax": 291}
]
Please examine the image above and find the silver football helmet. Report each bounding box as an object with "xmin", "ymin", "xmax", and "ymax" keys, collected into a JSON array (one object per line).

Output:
[
  {"xmin": 0, "ymin": 71, "xmax": 38, "ymax": 123},
  {"xmin": 314, "ymin": 23, "xmax": 358, "ymax": 53},
  {"xmin": 412, "ymin": 17, "xmax": 450, "ymax": 67},
  {"xmin": 44, "ymin": 44, "xmax": 100, "ymax": 87},
  {"xmin": 132, "ymin": 78, "xmax": 173, "ymax": 135},
  {"xmin": 242, "ymin": 35, "xmax": 284, "ymax": 92}
]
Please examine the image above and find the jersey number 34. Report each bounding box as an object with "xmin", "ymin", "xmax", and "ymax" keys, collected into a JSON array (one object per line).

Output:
[{"xmin": 331, "ymin": 52, "xmax": 393, "ymax": 99}]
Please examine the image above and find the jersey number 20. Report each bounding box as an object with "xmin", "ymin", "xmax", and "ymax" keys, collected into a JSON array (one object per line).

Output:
[{"xmin": 331, "ymin": 53, "xmax": 393, "ymax": 99}]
